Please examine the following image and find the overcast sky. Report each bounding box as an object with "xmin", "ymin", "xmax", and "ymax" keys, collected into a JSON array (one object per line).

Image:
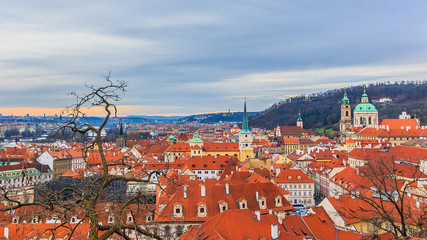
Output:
[{"xmin": 1, "ymin": 0, "xmax": 427, "ymax": 116}]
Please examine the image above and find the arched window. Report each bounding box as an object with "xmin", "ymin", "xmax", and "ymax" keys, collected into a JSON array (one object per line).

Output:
[
  {"xmin": 345, "ymin": 111, "xmax": 349, "ymax": 117},
  {"xmin": 360, "ymin": 117, "xmax": 363, "ymax": 125},
  {"xmin": 368, "ymin": 117, "xmax": 372, "ymax": 125}
]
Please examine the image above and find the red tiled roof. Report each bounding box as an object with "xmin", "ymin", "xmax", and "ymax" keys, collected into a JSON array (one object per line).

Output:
[{"xmin": 276, "ymin": 169, "xmax": 314, "ymax": 184}]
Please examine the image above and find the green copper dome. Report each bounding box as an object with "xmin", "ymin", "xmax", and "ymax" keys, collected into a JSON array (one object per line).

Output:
[
  {"xmin": 297, "ymin": 112, "xmax": 302, "ymax": 122},
  {"xmin": 168, "ymin": 135, "xmax": 175, "ymax": 140},
  {"xmin": 342, "ymin": 92, "xmax": 349, "ymax": 105},
  {"xmin": 189, "ymin": 131, "xmax": 203, "ymax": 143},
  {"xmin": 354, "ymin": 103, "xmax": 377, "ymax": 112},
  {"xmin": 189, "ymin": 138, "xmax": 203, "ymax": 143}
]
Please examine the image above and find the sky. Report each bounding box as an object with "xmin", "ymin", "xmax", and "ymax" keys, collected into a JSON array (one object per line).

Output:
[{"xmin": 1, "ymin": 1, "xmax": 427, "ymax": 116}]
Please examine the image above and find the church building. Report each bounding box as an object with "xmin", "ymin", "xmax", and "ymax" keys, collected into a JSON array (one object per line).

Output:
[{"xmin": 339, "ymin": 87, "xmax": 379, "ymax": 140}]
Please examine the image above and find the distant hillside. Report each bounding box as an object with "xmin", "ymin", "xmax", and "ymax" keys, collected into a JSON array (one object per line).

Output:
[
  {"xmin": 250, "ymin": 81, "xmax": 427, "ymax": 131},
  {"xmin": 176, "ymin": 111, "xmax": 258, "ymax": 124}
]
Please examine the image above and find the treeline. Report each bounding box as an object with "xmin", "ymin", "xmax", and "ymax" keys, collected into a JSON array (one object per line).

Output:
[{"xmin": 250, "ymin": 81, "xmax": 427, "ymax": 130}]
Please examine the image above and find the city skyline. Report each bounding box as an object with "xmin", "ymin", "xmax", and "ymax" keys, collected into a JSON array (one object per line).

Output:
[{"xmin": 2, "ymin": 1, "xmax": 427, "ymax": 116}]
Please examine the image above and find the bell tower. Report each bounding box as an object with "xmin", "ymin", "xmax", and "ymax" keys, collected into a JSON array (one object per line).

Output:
[
  {"xmin": 239, "ymin": 98, "xmax": 253, "ymax": 161},
  {"xmin": 340, "ymin": 91, "xmax": 352, "ymax": 140},
  {"xmin": 296, "ymin": 111, "xmax": 303, "ymax": 129}
]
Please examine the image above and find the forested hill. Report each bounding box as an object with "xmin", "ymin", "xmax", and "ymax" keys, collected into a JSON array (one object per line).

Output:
[{"xmin": 249, "ymin": 81, "xmax": 427, "ymax": 131}]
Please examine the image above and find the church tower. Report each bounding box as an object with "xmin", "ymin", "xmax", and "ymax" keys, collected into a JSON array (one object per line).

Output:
[
  {"xmin": 239, "ymin": 98, "xmax": 253, "ymax": 161},
  {"xmin": 116, "ymin": 122, "xmax": 126, "ymax": 148},
  {"xmin": 340, "ymin": 91, "xmax": 352, "ymax": 137},
  {"xmin": 296, "ymin": 111, "xmax": 303, "ymax": 129}
]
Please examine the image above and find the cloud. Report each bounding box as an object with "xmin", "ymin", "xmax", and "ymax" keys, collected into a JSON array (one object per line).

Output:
[{"xmin": 0, "ymin": 1, "xmax": 427, "ymax": 115}]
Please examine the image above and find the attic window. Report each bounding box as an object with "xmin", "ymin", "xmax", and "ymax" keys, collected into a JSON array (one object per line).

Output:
[
  {"xmin": 108, "ymin": 216, "xmax": 114, "ymax": 224},
  {"xmin": 288, "ymin": 176, "xmax": 292, "ymax": 180},
  {"xmin": 127, "ymin": 215, "xmax": 133, "ymax": 223},
  {"xmin": 297, "ymin": 176, "xmax": 301, "ymax": 180},
  {"xmin": 71, "ymin": 217, "xmax": 77, "ymax": 223}
]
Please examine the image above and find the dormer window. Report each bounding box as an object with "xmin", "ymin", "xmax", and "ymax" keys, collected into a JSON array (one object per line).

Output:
[
  {"xmin": 275, "ymin": 196, "xmax": 282, "ymax": 207},
  {"xmin": 32, "ymin": 216, "xmax": 39, "ymax": 224},
  {"xmin": 239, "ymin": 198, "xmax": 248, "ymax": 209},
  {"xmin": 12, "ymin": 216, "xmax": 19, "ymax": 224},
  {"xmin": 173, "ymin": 203, "xmax": 183, "ymax": 218},
  {"xmin": 218, "ymin": 201, "xmax": 228, "ymax": 213},
  {"xmin": 108, "ymin": 215, "xmax": 114, "ymax": 224},
  {"xmin": 127, "ymin": 214, "xmax": 133, "ymax": 223},
  {"xmin": 146, "ymin": 214, "xmax": 153, "ymax": 222},
  {"xmin": 70, "ymin": 217, "xmax": 77, "ymax": 224},
  {"xmin": 198, "ymin": 203, "xmax": 207, "ymax": 218},
  {"xmin": 288, "ymin": 176, "xmax": 292, "ymax": 180},
  {"xmin": 259, "ymin": 197, "xmax": 267, "ymax": 209}
]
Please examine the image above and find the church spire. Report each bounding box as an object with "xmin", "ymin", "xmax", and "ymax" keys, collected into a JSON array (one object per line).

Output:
[
  {"xmin": 118, "ymin": 122, "xmax": 124, "ymax": 137},
  {"xmin": 342, "ymin": 91, "xmax": 350, "ymax": 105},
  {"xmin": 241, "ymin": 98, "xmax": 250, "ymax": 133}
]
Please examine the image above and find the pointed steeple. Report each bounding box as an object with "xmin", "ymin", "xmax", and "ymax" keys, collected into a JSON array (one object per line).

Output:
[
  {"xmin": 151, "ymin": 135, "xmax": 155, "ymax": 145},
  {"xmin": 118, "ymin": 122, "xmax": 124, "ymax": 137},
  {"xmin": 297, "ymin": 111, "xmax": 302, "ymax": 122},
  {"xmin": 240, "ymin": 98, "xmax": 250, "ymax": 133}
]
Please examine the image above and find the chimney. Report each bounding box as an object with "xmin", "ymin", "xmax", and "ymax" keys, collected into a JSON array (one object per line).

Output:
[
  {"xmin": 416, "ymin": 201, "xmax": 420, "ymax": 209},
  {"xmin": 4, "ymin": 226, "xmax": 8, "ymax": 239},
  {"xmin": 271, "ymin": 224, "xmax": 279, "ymax": 239},
  {"xmin": 386, "ymin": 125, "xmax": 390, "ymax": 131},
  {"xmin": 269, "ymin": 209, "xmax": 272, "ymax": 214},
  {"xmin": 183, "ymin": 185, "xmax": 187, "ymax": 199},
  {"xmin": 343, "ymin": 159, "xmax": 347, "ymax": 167},
  {"xmin": 335, "ymin": 195, "xmax": 340, "ymax": 201},
  {"xmin": 201, "ymin": 184, "xmax": 206, "ymax": 198},
  {"xmin": 225, "ymin": 183, "xmax": 230, "ymax": 195},
  {"xmin": 256, "ymin": 191, "xmax": 259, "ymax": 201},
  {"xmin": 276, "ymin": 167, "xmax": 281, "ymax": 176},
  {"xmin": 356, "ymin": 168, "xmax": 359, "ymax": 175},
  {"xmin": 255, "ymin": 210, "xmax": 261, "ymax": 222}
]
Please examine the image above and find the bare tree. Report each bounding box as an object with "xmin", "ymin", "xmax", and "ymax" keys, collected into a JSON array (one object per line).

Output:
[
  {"xmin": 0, "ymin": 72, "xmax": 164, "ymax": 239},
  {"xmin": 342, "ymin": 156, "xmax": 427, "ymax": 239}
]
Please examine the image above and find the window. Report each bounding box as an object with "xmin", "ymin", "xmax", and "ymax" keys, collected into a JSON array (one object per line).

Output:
[
  {"xmin": 175, "ymin": 208, "xmax": 180, "ymax": 214},
  {"xmin": 200, "ymin": 207, "xmax": 205, "ymax": 213}
]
